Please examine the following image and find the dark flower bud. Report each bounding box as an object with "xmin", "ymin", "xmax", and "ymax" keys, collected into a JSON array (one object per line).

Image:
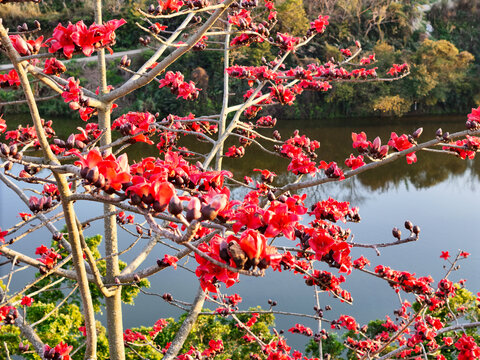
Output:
[
  {"xmin": 148, "ymin": 4, "xmax": 156, "ymax": 13},
  {"xmin": 404, "ymin": 220, "xmax": 413, "ymax": 231},
  {"xmin": 392, "ymin": 227, "xmax": 401, "ymax": 240},
  {"xmin": 0, "ymin": 143, "xmax": 10, "ymax": 156},
  {"xmin": 219, "ymin": 240, "xmax": 230, "ymax": 263},
  {"xmin": 325, "ymin": 305, "xmax": 331, "ymax": 310},
  {"xmin": 201, "ymin": 204, "xmax": 217, "ymax": 221},
  {"xmin": 186, "ymin": 198, "xmax": 201, "ymax": 222},
  {"xmin": 133, "ymin": 274, "xmax": 141, "ymax": 282},
  {"xmin": 86, "ymin": 167, "xmax": 99, "ymax": 184},
  {"xmin": 168, "ymin": 196, "xmax": 183, "ymax": 216},
  {"xmin": 412, "ymin": 225, "xmax": 420, "ymax": 235},
  {"xmin": 267, "ymin": 190, "xmax": 275, "ymax": 202},
  {"xmin": 4, "ymin": 161, "xmax": 13, "ymax": 171},
  {"xmin": 130, "ymin": 193, "xmax": 142, "ymax": 206},
  {"xmin": 80, "ymin": 166, "xmax": 89, "ymax": 179},
  {"xmin": 442, "ymin": 132, "xmax": 450, "ymax": 141},
  {"xmin": 53, "ymin": 138, "xmax": 66, "ymax": 148},
  {"xmin": 152, "ymin": 200, "xmax": 167, "ymax": 213},
  {"xmin": 435, "ymin": 128, "xmax": 443, "ymax": 138},
  {"xmin": 19, "ymin": 342, "xmax": 29, "ymax": 352},
  {"xmin": 34, "ymin": 20, "xmax": 41, "ymax": 29},
  {"xmin": 93, "ymin": 173, "xmax": 105, "ymax": 188},
  {"xmin": 227, "ymin": 240, "xmax": 248, "ymax": 269},
  {"xmin": 52, "ymin": 232, "xmax": 64, "ymax": 241},
  {"xmin": 142, "ymin": 193, "xmax": 155, "ymax": 205},
  {"xmin": 273, "ymin": 130, "xmax": 281, "ymax": 140},
  {"xmin": 136, "ymin": 225, "xmax": 143, "ymax": 235},
  {"xmin": 9, "ymin": 144, "xmax": 18, "ymax": 157},
  {"xmin": 120, "ymin": 54, "xmax": 129, "ymax": 67},
  {"xmin": 162, "ymin": 293, "xmax": 173, "ymax": 301},
  {"xmin": 44, "ymin": 347, "xmax": 56, "ymax": 358},
  {"xmin": 412, "ymin": 127, "xmax": 423, "ymax": 139},
  {"xmin": 66, "ymin": 134, "xmax": 75, "ymax": 149},
  {"xmin": 186, "ymin": 207, "xmax": 201, "ymax": 223}
]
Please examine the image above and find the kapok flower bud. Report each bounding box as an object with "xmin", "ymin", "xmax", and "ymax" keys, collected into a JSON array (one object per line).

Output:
[
  {"xmin": 9, "ymin": 144, "xmax": 18, "ymax": 157},
  {"xmin": 412, "ymin": 127, "xmax": 423, "ymax": 139},
  {"xmin": 392, "ymin": 227, "xmax": 401, "ymax": 240},
  {"xmin": 404, "ymin": 220, "xmax": 413, "ymax": 231},
  {"xmin": 167, "ymin": 195, "xmax": 183, "ymax": 216},
  {"xmin": 52, "ymin": 232, "xmax": 64, "ymax": 242},
  {"xmin": 0, "ymin": 143, "xmax": 10, "ymax": 156},
  {"xmin": 186, "ymin": 197, "xmax": 201, "ymax": 222},
  {"xmin": 201, "ymin": 204, "xmax": 217, "ymax": 221},
  {"xmin": 412, "ymin": 225, "xmax": 420, "ymax": 236},
  {"xmin": 372, "ymin": 136, "xmax": 381, "ymax": 152}
]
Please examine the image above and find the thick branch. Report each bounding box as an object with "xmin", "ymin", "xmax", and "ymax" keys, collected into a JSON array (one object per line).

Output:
[{"xmin": 161, "ymin": 285, "xmax": 206, "ymax": 360}]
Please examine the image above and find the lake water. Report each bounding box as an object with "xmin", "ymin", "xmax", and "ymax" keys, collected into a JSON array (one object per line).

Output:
[{"xmin": 1, "ymin": 114, "xmax": 479, "ymax": 350}]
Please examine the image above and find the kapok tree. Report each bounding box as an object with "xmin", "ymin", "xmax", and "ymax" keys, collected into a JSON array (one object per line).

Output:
[{"xmin": 0, "ymin": 0, "xmax": 479, "ymax": 360}]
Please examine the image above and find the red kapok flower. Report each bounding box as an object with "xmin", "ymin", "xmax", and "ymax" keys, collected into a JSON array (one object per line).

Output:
[
  {"xmin": 21, "ymin": 296, "xmax": 34, "ymax": 307},
  {"xmin": 345, "ymin": 154, "xmax": 365, "ymax": 170},
  {"xmin": 440, "ymin": 251, "xmax": 450, "ymax": 260},
  {"xmin": 0, "ymin": 228, "xmax": 8, "ymax": 243}
]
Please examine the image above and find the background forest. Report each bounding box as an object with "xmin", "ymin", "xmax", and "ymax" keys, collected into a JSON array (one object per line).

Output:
[{"xmin": 1, "ymin": 0, "xmax": 479, "ymax": 119}]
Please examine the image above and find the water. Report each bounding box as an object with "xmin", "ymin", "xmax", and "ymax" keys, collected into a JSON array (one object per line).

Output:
[{"xmin": 1, "ymin": 114, "xmax": 479, "ymax": 351}]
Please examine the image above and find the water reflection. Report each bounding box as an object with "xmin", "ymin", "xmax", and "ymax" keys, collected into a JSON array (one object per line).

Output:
[{"xmin": 1, "ymin": 114, "xmax": 479, "ymax": 350}]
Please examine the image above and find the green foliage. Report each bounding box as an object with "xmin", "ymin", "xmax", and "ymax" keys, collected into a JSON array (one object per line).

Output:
[
  {"xmin": 122, "ymin": 308, "xmax": 276, "ymax": 360},
  {"xmin": 305, "ymin": 332, "xmax": 344, "ymax": 359},
  {"xmin": 0, "ymin": 233, "xmax": 149, "ymax": 359},
  {"xmin": 276, "ymin": 0, "xmax": 309, "ymax": 36},
  {"xmin": 373, "ymin": 95, "xmax": 411, "ymax": 117}
]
